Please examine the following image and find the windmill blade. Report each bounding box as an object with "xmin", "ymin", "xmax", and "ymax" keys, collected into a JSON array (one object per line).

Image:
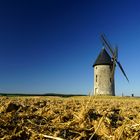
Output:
[
  {"xmin": 111, "ymin": 60, "xmax": 116, "ymax": 80},
  {"xmin": 100, "ymin": 33, "xmax": 114, "ymax": 56},
  {"xmin": 117, "ymin": 61, "xmax": 129, "ymax": 82},
  {"xmin": 111, "ymin": 47, "xmax": 118, "ymax": 79}
]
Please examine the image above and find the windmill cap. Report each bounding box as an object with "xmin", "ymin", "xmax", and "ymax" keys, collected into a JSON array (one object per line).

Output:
[{"xmin": 93, "ymin": 48, "xmax": 112, "ymax": 67}]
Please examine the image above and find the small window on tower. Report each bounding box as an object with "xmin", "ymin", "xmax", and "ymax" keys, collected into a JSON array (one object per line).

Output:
[
  {"xmin": 110, "ymin": 78, "xmax": 111, "ymax": 83},
  {"xmin": 96, "ymin": 75, "xmax": 97, "ymax": 82}
]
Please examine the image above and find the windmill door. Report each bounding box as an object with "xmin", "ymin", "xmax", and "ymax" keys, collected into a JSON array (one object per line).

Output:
[{"xmin": 95, "ymin": 88, "xmax": 98, "ymax": 94}]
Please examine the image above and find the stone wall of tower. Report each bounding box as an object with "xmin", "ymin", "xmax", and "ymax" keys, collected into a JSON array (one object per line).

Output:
[{"xmin": 94, "ymin": 65, "xmax": 115, "ymax": 96}]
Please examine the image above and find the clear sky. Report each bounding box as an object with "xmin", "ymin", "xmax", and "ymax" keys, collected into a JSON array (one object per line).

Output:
[{"xmin": 0, "ymin": 0, "xmax": 140, "ymax": 96}]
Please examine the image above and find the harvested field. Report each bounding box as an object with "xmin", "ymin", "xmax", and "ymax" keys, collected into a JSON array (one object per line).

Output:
[{"xmin": 0, "ymin": 96, "xmax": 140, "ymax": 140}]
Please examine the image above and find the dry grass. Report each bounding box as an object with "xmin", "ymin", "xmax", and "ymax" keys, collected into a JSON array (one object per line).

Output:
[{"xmin": 0, "ymin": 96, "xmax": 140, "ymax": 140}]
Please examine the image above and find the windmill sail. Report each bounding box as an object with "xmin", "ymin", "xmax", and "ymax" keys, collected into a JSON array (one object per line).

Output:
[
  {"xmin": 117, "ymin": 61, "xmax": 129, "ymax": 82},
  {"xmin": 100, "ymin": 33, "xmax": 129, "ymax": 82},
  {"xmin": 100, "ymin": 33, "xmax": 114, "ymax": 56}
]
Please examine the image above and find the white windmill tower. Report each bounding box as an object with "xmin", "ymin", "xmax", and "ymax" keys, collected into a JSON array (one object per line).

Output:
[{"xmin": 93, "ymin": 34, "xmax": 129, "ymax": 96}]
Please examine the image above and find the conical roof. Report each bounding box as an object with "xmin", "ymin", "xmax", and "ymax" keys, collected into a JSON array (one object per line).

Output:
[{"xmin": 93, "ymin": 48, "xmax": 112, "ymax": 67}]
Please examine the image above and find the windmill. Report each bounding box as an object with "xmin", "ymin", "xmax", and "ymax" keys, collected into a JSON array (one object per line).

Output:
[{"xmin": 93, "ymin": 33, "xmax": 129, "ymax": 96}]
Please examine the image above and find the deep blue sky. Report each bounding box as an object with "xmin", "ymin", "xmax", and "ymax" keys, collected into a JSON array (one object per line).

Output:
[{"xmin": 0, "ymin": 0, "xmax": 139, "ymax": 96}]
